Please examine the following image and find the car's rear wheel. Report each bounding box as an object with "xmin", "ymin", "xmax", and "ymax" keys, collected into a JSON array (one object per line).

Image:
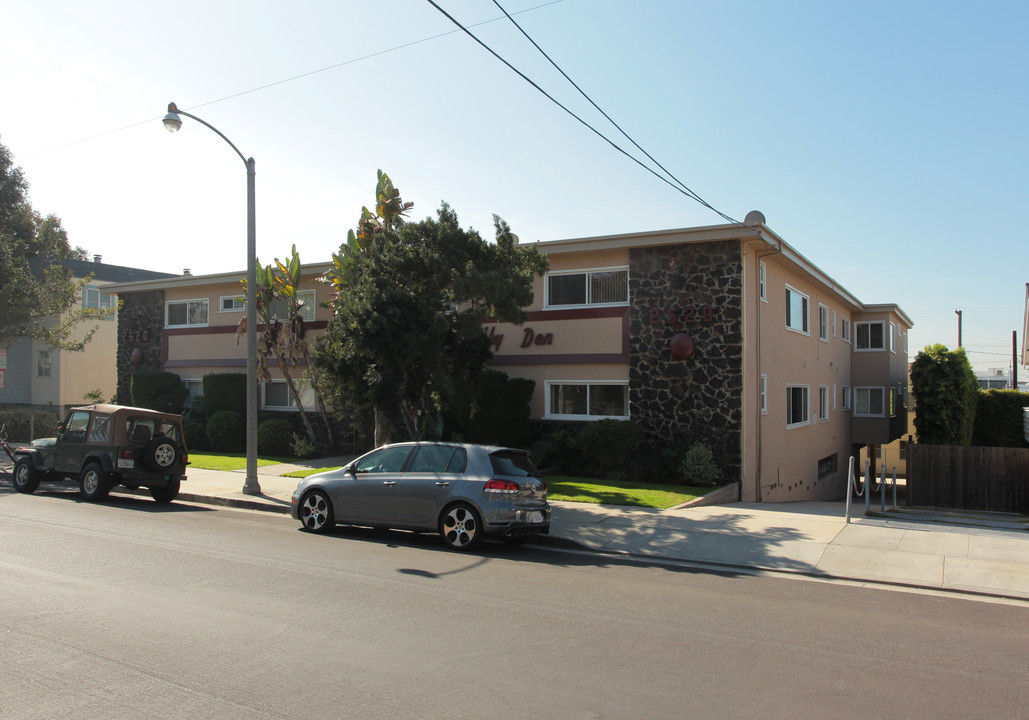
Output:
[
  {"xmin": 13, "ymin": 457, "xmax": 40, "ymax": 494},
  {"xmin": 150, "ymin": 480, "xmax": 180, "ymax": 504},
  {"xmin": 79, "ymin": 463, "xmax": 112, "ymax": 501},
  {"xmin": 439, "ymin": 503, "xmax": 483, "ymax": 551},
  {"xmin": 299, "ymin": 490, "xmax": 335, "ymax": 534},
  {"xmin": 144, "ymin": 437, "xmax": 179, "ymax": 472}
]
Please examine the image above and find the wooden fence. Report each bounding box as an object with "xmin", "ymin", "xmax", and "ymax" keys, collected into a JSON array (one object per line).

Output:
[{"xmin": 906, "ymin": 444, "xmax": 1029, "ymax": 513}]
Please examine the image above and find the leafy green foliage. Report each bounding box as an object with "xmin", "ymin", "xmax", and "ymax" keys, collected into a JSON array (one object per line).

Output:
[
  {"xmin": 578, "ymin": 419, "xmax": 644, "ymax": 477},
  {"xmin": 202, "ymin": 373, "xmax": 246, "ymax": 417},
  {"xmin": 679, "ymin": 441, "xmax": 721, "ymax": 486},
  {"xmin": 972, "ymin": 390, "xmax": 1029, "ymax": 448},
  {"xmin": 446, "ymin": 369, "xmax": 535, "ymax": 448},
  {"xmin": 0, "ymin": 408, "xmax": 60, "ymax": 441},
  {"xmin": 0, "ymin": 138, "xmax": 113, "ymax": 350},
  {"xmin": 130, "ymin": 370, "xmax": 187, "ymax": 414},
  {"xmin": 257, "ymin": 417, "xmax": 294, "ymax": 456},
  {"xmin": 206, "ymin": 411, "xmax": 245, "ymax": 453},
  {"xmin": 910, "ymin": 344, "xmax": 978, "ymax": 445}
]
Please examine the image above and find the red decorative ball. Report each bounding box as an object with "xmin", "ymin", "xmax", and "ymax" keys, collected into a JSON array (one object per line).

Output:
[
  {"xmin": 130, "ymin": 348, "xmax": 143, "ymax": 365},
  {"xmin": 670, "ymin": 333, "xmax": 695, "ymax": 360}
]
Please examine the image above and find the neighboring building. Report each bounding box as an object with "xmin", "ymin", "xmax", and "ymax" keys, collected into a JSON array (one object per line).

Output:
[
  {"xmin": 977, "ymin": 367, "xmax": 1017, "ymax": 390},
  {"xmin": 107, "ymin": 212, "xmax": 912, "ymax": 503},
  {"xmin": 0, "ymin": 256, "xmax": 175, "ymax": 417}
]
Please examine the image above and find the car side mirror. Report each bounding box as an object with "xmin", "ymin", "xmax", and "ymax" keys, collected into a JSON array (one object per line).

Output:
[
  {"xmin": 56, "ymin": 423, "xmax": 65, "ymax": 434},
  {"xmin": 346, "ymin": 463, "xmax": 357, "ymax": 476}
]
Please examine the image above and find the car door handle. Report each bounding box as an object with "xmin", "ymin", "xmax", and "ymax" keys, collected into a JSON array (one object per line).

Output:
[
  {"xmin": 435, "ymin": 481, "xmax": 450, "ymax": 487},
  {"xmin": 383, "ymin": 481, "xmax": 397, "ymax": 486}
]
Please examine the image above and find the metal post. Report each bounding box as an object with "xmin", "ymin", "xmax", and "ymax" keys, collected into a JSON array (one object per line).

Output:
[
  {"xmin": 864, "ymin": 461, "xmax": 871, "ymax": 514},
  {"xmin": 880, "ymin": 464, "xmax": 886, "ymax": 512},
  {"xmin": 243, "ymin": 158, "xmax": 260, "ymax": 495},
  {"xmin": 892, "ymin": 467, "xmax": 897, "ymax": 509},
  {"xmin": 845, "ymin": 456, "xmax": 854, "ymax": 523}
]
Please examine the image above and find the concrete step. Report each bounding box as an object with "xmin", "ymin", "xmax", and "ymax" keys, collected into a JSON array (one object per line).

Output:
[{"xmin": 868, "ymin": 506, "xmax": 1029, "ymax": 532}]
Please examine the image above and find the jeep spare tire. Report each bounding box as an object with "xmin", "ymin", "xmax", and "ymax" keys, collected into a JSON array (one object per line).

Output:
[{"xmin": 144, "ymin": 437, "xmax": 179, "ymax": 471}]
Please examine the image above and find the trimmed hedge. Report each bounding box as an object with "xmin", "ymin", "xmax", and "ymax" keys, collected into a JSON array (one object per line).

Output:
[
  {"xmin": 972, "ymin": 389, "xmax": 1029, "ymax": 448},
  {"xmin": 0, "ymin": 409, "xmax": 61, "ymax": 442},
  {"xmin": 257, "ymin": 417, "xmax": 293, "ymax": 456},
  {"xmin": 203, "ymin": 373, "xmax": 246, "ymax": 418},
  {"xmin": 578, "ymin": 419, "xmax": 643, "ymax": 477},
  {"xmin": 130, "ymin": 370, "xmax": 187, "ymax": 414},
  {"xmin": 206, "ymin": 411, "xmax": 245, "ymax": 453}
]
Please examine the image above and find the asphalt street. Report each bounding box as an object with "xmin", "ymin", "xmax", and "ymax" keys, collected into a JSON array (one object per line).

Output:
[{"xmin": 2, "ymin": 487, "xmax": 1028, "ymax": 720}]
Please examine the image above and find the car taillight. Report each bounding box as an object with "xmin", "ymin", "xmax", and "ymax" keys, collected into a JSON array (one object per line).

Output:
[
  {"xmin": 122, "ymin": 450, "xmax": 133, "ymax": 459},
  {"xmin": 181, "ymin": 453, "xmax": 189, "ymax": 464},
  {"xmin": 484, "ymin": 478, "xmax": 519, "ymax": 494}
]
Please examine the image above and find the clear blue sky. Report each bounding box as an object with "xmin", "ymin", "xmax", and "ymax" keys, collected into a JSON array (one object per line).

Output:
[{"xmin": 3, "ymin": 0, "xmax": 1026, "ymax": 373}]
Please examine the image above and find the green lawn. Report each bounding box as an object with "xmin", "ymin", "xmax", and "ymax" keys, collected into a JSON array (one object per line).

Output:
[{"xmin": 188, "ymin": 453, "xmax": 297, "ymax": 472}]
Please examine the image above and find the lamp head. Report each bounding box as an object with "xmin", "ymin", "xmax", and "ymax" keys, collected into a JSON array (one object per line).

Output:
[{"xmin": 163, "ymin": 102, "xmax": 182, "ymax": 133}]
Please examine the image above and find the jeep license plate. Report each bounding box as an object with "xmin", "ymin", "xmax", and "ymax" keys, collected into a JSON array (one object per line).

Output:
[{"xmin": 117, "ymin": 458, "xmax": 134, "ymax": 469}]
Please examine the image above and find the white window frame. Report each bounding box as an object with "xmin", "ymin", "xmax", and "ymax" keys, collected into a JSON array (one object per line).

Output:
[
  {"xmin": 219, "ymin": 296, "xmax": 245, "ymax": 313},
  {"xmin": 818, "ymin": 386, "xmax": 830, "ymax": 422},
  {"xmin": 854, "ymin": 387, "xmax": 886, "ymax": 417},
  {"xmin": 785, "ymin": 285, "xmax": 809, "ymax": 335},
  {"xmin": 889, "ymin": 322, "xmax": 897, "ymax": 353},
  {"xmin": 760, "ymin": 374, "xmax": 768, "ymax": 414},
  {"xmin": 180, "ymin": 378, "xmax": 204, "ymax": 408},
  {"xmin": 268, "ymin": 289, "xmax": 317, "ymax": 322},
  {"xmin": 841, "ymin": 317, "xmax": 851, "ymax": 344},
  {"xmin": 83, "ymin": 285, "xmax": 116, "ymax": 318},
  {"xmin": 786, "ymin": 384, "xmax": 810, "ymax": 429},
  {"xmin": 263, "ymin": 380, "xmax": 316, "ymax": 411},
  {"xmin": 165, "ymin": 298, "xmax": 209, "ymax": 328},
  {"xmin": 544, "ymin": 381, "xmax": 630, "ymax": 420},
  {"xmin": 36, "ymin": 349, "xmax": 52, "ymax": 378},
  {"xmin": 841, "ymin": 386, "xmax": 851, "ymax": 411},
  {"xmin": 855, "ymin": 321, "xmax": 885, "ymax": 351},
  {"xmin": 818, "ymin": 304, "xmax": 829, "ymax": 342},
  {"xmin": 543, "ymin": 267, "xmax": 629, "ymax": 309},
  {"xmin": 832, "ymin": 383, "xmax": 837, "ymax": 410},
  {"xmin": 759, "ymin": 262, "xmax": 767, "ymax": 302}
]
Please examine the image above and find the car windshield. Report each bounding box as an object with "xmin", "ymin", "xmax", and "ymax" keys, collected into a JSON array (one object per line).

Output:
[{"xmin": 489, "ymin": 451, "xmax": 540, "ymax": 478}]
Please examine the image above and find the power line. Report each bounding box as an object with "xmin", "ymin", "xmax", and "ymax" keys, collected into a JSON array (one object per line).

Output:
[{"xmin": 424, "ymin": 0, "xmax": 755, "ymax": 231}]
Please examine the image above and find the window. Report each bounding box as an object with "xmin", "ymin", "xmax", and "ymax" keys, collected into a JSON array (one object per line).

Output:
[
  {"xmin": 181, "ymin": 379, "xmax": 204, "ymax": 408},
  {"xmin": 263, "ymin": 381, "xmax": 315, "ymax": 410},
  {"xmin": 760, "ymin": 374, "xmax": 768, "ymax": 414},
  {"xmin": 546, "ymin": 382, "xmax": 628, "ymax": 419},
  {"xmin": 818, "ymin": 304, "xmax": 829, "ymax": 342},
  {"xmin": 88, "ymin": 415, "xmax": 111, "ymax": 443},
  {"xmin": 841, "ymin": 317, "xmax": 851, "ymax": 343},
  {"xmin": 83, "ymin": 286, "xmax": 116, "ymax": 318},
  {"xmin": 268, "ymin": 289, "xmax": 316, "ymax": 322},
  {"xmin": 854, "ymin": 387, "xmax": 885, "ymax": 417},
  {"xmin": 889, "ymin": 387, "xmax": 897, "ymax": 417},
  {"xmin": 545, "ymin": 268, "xmax": 628, "ymax": 308},
  {"xmin": 355, "ymin": 446, "xmax": 412, "ymax": 474},
  {"xmin": 220, "ymin": 296, "xmax": 244, "ymax": 313},
  {"xmin": 819, "ymin": 386, "xmax": 829, "ymax": 422},
  {"xmin": 759, "ymin": 262, "xmax": 767, "ymax": 302},
  {"xmin": 786, "ymin": 385, "xmax": 810, "ymax": 428},
  {"xmin": 166, "ymin": 298, "xmax": 209, "ymax": 328},
  {"xmin": 832, "ymin": 383, "xmax": 837, "ymax": 410},
  {"xmin": 841, "ymin": 386, "xmax": 851, "ymax": 410},
  {"xmin": 409, "ymin": 445, "xmax": 467, "ymax": 474},
  {"xmin": 36, "ymin": 350, "xmax": 52, "ymax": 378},
  {"xmin": 889, "ymin": 322, "xmax": 898, "ymax": 353},
  {"xmin": 855, "ymin": 321, "xmax": 885, "ymax": 351},
  {"xmin": 785, "ymin": 286, "xmax": 809, "ymax": 334}
]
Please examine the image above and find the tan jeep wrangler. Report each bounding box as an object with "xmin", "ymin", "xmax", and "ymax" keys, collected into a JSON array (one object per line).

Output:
[{"xmin": 12, "ymin": 404, "xmax": 189, "ymax": 503}]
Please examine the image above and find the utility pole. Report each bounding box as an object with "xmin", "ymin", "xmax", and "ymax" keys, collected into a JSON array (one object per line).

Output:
[
  {"xmin": 1014, "ymin": 331, "xmax": 1019, "ymax": 389},
  {"xmin": 955, "ymin": 309, "xmax": 963, "ymax": 348}
]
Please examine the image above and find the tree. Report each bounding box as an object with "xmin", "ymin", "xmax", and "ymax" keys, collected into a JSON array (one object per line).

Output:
[
  {"xmin": 910, "ymin": 344, "xmax": 979, "ymax": 445},
  {"xmin": 0, "ymin": 137, "xmax": 111, "ymax": 350},
  {"xmin": 315, "ymin": 173, "xmax": 547, "ymax": 446}
]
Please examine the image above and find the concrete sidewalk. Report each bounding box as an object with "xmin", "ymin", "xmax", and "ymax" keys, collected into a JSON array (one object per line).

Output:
[{"xmin": 5, "ymin": 458, "xmax": 1029, "ymax": 602}]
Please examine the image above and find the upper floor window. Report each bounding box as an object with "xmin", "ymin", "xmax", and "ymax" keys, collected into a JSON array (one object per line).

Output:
[
  {"xmin": 760, "ymin": 374, "xmax": 768, "ymax": 414},
  {"xmin": 841, "ymin": 385, "xmax": 852, "ymax": 410},
  {"xmin": 785, "ymin": 285, "xmax": 809, "ymax": 334},
  {"xmin": 545, "ymin": 268, "xmax": 628, "ymax": 308},
  {"xmin": 854, "ymin": 387, "xmax": 885, "ymax": 417},
  {"xmin": 841, "ymin": 317, "xmax": 851, "ymax": 343},
  {"xmin": 36, "ymin": 349, "xmax": 52, "ymax": 378},
  {"xmin": 818, "ymin": 386, "xmax": 830, "ymax": 422},
  {"xmin": 759, "ymin": 262, "xmax": 767, "ymax": 302},
  {"xmin": 166, "ymin": 298, "xmax": 209, "ymax": 328},
  {"xmin": 83, "ymin": 286, "xmax": 116, "ymax": 318},
  {"xmin": 855, "ymin": 321, "xmax": 885, "ymax": 351},
  {"xmin": 546, "ymin": 381, "xmax": 628, "ymax": 420},
  {"xmin": 786, "ymin": 385, "xmax": 810, "ymax": 428},
  {"xmin": 268, "ymin": 289, "xmax": 316, "ymax": 322},
  {"xmin": 818, "ymin": 304, "xmax": 829, "ymax": 342},
  {"xmin": 220, "ymin": 296, "xmax": 244, "ymax": 313}
]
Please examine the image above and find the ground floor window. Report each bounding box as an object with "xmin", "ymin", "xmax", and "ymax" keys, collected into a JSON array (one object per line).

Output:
[
  {"xmin": 263, "ymin": 381, "xmax": 316, "ymax": 410},
  {"xmin": 786, "ymin": 385, "xmax": 809, "ymax": 428},
  {"xmin": 546, "ymin": 382, "xmax": 628, "ymax": 419},
  {"xmin": 181, "ymin": 379, "xmax": 204, "ymax": 408}
]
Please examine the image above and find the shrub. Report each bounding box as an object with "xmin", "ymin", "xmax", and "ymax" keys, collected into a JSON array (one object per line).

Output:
[
  {"xmin": 206, "ymin": 411, "xmax": 245, "ymax": 453},
  {"xmin": 910, "ymin": 344, "xmax": 978, "ymax": 445},
  {"xmin": 258, "ymin": 417, "xmax": 294, "ymax": 456},
  {"xmin": 203, "ymin": 373, "xmax": 246, "ymax": 417},
  {"xmin": 679, "ymin": 441, "xmax": 720, "ymax": 486},
  {"xmin": 578, "ymin": 419, "xmax": 643, "ymax": 477},
  {"xmin": 529, "ymin": 424, "xmax": 582, "ymax": 474},
  {"xmin": 0, "ymin": 409, "xmax": 61, "ymax": 442},
  {"xmin": 972, "ymin": 390, "xmax": 1029, "ymax": 448},
  {"xmin": 130, "ymin": 370, "xmax": 187, "ymax": 414},
  {"xmin": 290, "ymin": 432, "xmax": 317, "ymax": 459}
]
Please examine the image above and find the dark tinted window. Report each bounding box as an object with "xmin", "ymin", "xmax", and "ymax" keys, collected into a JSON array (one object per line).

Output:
[
  {"xmin": 409, "ymin": 445, "xmax": 456, "ymax": 473},
  {"xmin": 489, "ymin": 451, "xmax": 540, "ymax": 478}
]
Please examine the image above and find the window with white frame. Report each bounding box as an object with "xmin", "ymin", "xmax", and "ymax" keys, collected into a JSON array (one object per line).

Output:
[
  {"xmin": 854, "ymin": 387, "xmax": 885, "ymax": 417},
  {"xmin": 855, "ymin": 321, "xmax": 885, "ymax": 351},
  {"xmin": 786, "ymin": 385, "xmax": 809, "ymax": 428},
  {"xmin": 832, "ymin": 383, "xmax": 837, "ymax": 409},
  {"xmin": 832, "ymin": 310, "xmax": 837, "ymax": 338},
  {"xmin": 268, "ymin": 289, "xmax": 316, "ymax": 322},
  {"xmin": 785, "ymin": 285, "xmax": 809, "ymax": 334},
  {"xmin": 759, "ymin": 262, "xmax": 767, "ymax": 302},
  {"xmin": 181, "ymin": 379, "xmax": 204, "ymax": 408},
  {"xmin": 841, "ymin": 317, "xmax": 851, "ymax": 343},
  {"xmin": 546, "ymin": 382, "xmax": 629, "ymax": 419},
  {"xmin": 263, "ymin": 380, "xmax": 316, "ymax": 410},
  {"xmin": 889, "ymin": 322, "xmax": 897, "ymax": 353},
  {"xmin": 818, "ymin": 304, "xmax": 829, "ymax": 342},
  {"xmin": 36, "ymin": 349, "xmax": 52, "ymax": 378},
  {"xmin": 220, "ymin": 296, "xmax": 244, "ymax": 313},
  {"xmin": 83, "ymin": 285, "xmax": 116, "ymax": 318},
  {"xmin": 819, "ymin": 386, "xmax": 829, "ymax": 422},
  {"xmin": 545, "ymin": 268, "xmax": 628, "ymax": 308},
  {"xmin": 760, "ymin": 374, "xmax": 768, "ymax": 414},
  {"xmin": 166, "ymin": 298, "xmax": 209, "ymax": 328},
  {"xmin": 841, "ymin": 386, "xmax": 851, "ymax": 410}
]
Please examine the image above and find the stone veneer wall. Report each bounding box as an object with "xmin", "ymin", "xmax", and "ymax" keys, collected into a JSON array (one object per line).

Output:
[
  {"xmin": 629, "ymin": 240, "xmax": 744, "ymax": 482},
  {"xmin": 116, "ymin": 291, "xmax": 166, "ymax": 404}
]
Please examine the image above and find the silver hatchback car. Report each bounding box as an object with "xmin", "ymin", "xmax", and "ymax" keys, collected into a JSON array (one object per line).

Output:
[{"xmin": 290, "ymin": 442, "xmax": 550, "ymax": 550}]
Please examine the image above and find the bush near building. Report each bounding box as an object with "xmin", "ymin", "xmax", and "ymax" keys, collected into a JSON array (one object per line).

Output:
[
  {"xmin": 972, "ymin": 389, "xmax": 1029, "ymax": 448},
  {"xmin": 206, "ymin": 410, "xmax": 245, "ymax": 453},
  {"xmin": 0, "ymin": 408, "xmax": 60, "ymax": 441},
  {"xmin": 130, "ymin": 370, "xmax": 187, "ymax": 414},
  {"xmin": 910, "ymin": 344, "xmax": 978, "ymax": 445}
]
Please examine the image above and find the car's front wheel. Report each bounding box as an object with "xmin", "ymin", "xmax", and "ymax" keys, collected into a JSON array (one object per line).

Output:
[
  {"xmin": 79, "ymin": 463, "xmax": 112, "ymax": 501},
  {"xmin": 298, "ymin": 490, "xmax": 335, "ymax": 534},
  {"xmin": 13, "ymin": 457, "xmax": 40, "ymax": 494},
  {"xmin": 150, "ymin": 480, "xmax": 180, "ymax": 504},
  {"xmin": 439, "ymin": 503, "xmax": 483, "ymax": 551}
]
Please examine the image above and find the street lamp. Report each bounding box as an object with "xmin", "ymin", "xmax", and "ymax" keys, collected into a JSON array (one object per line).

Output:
[{"xmin": 163, "ymin": 101, "xmax": 261, "ymax": 496}]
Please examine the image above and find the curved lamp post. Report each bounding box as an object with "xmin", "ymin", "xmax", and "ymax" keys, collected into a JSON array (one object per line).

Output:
[{"xmin": 163, "ymin": 101, "xmax": 260, "ymax": 495}]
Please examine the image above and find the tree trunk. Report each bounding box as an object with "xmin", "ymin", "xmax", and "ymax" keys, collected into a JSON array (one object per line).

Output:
[
  {"xmin": 279, "ymin": 363, "xmax": 318, "ymax": 448},
  {"xmin": 374, "ymin": 406, "xmax": 391, "ymax": 447}
]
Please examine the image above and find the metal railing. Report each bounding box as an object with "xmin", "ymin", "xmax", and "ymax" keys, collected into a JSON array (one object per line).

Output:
[{"xmin": 845, "ymin": 456, "xmax": 898, "ymax": 523}]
